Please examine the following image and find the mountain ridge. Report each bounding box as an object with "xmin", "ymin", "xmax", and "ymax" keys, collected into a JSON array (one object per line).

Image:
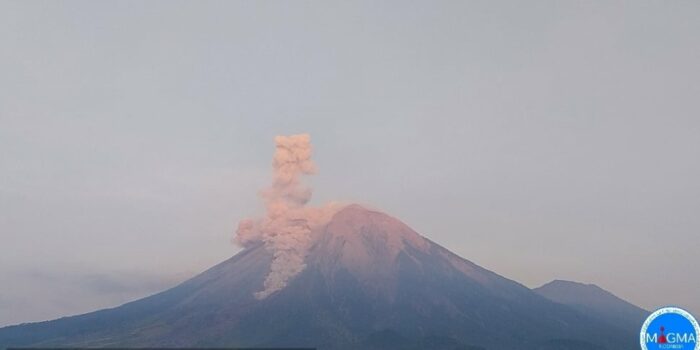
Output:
[
  {"xmin": 534, "ymin": 279, "xmax": 648, "ymax": 329},
  {"xmin": 0, "ymin": 204, "xmax": 644, "ymax": 350}
]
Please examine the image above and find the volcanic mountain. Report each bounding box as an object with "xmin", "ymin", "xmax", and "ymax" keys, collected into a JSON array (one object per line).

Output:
[{"xmin": 0, "ymin": 205, "xmax": 641, "ymax": 349}]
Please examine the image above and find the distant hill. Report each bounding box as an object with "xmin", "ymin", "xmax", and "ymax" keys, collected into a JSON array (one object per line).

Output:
[
  {"xmin": 534, "ymin": 279, "xmax": 648, "ymax": 330},
  {"xmin": 0, "ymin": 205, "xmax": 641, "ymax": 349}
]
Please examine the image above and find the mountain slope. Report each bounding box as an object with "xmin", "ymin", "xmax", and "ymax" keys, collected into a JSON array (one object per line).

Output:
[
  {"xmin": 0, "ymin": 205, "xmax": 640, "ymax": 350},
  {"xmin": 534, "ymin": 279, "xmax": 648, "ymax": 329}
]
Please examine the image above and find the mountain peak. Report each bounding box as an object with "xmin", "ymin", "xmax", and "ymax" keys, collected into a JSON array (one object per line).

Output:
[
  {"xmin": 536, "ymin": 280, "xmax": 609, "ymax": 299},
  {"xmin": 307, "ymin": 204, "xmax": 430, "ymax": 288},
  {"xmin": 534, "ymin": 279, "xmax": 648, "ymax": 328},
  {"xmin": 543, "ymin": 279, "xmax": 604, "ymax": 291},
  {"xmin": 334, "ymin": 203, "xmax": 371, "ymax": 214},
  {"xmin": 322, "ymin": 204, "xmax": 430, "ymax": 255}
]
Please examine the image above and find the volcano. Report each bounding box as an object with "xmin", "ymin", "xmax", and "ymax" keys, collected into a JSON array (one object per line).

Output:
[{"xmin": 0, "ymin": 205, "xmax": 640, "ymax": 349}]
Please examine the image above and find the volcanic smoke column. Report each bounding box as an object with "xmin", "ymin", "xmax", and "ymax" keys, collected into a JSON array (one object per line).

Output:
[{"xmin": 235, "ymin": 134, "xmax": 336, "ymax": 299}]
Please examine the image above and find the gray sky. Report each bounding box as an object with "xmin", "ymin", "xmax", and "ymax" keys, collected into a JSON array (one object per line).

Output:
[{"xmin": 1, "ymin": 1, "xmax": 699, "ymax": 327}]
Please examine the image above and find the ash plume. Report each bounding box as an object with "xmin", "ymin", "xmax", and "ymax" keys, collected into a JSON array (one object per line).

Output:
[{"xmin": 234, "ymin": 134, "xmax": 339, "ymax": 299}]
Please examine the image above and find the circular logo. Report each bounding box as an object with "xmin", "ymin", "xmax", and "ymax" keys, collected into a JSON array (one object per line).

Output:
[{"xmin": 641, "ymin": 307, "xmax": 699, "ymax": 350}]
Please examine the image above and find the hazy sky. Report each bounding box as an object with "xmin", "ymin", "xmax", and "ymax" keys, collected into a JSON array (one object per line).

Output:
[{"xmin": 1, "ymin": 1, "xmax": 699, "ymax": 327}]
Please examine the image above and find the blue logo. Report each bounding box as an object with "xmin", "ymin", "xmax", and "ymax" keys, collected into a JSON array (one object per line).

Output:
[{"xmin": 641, "ymin": 307, "xmax": 699, "ymax": 350}]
